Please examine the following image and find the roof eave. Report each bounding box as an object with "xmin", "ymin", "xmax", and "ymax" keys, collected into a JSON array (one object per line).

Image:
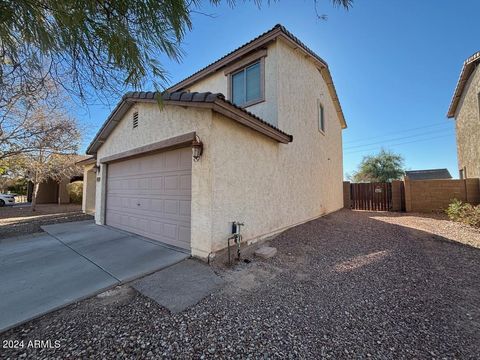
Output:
[
  {"xmin": 86, "ymin": 93, "xmax": 292, "ymax": 155},
  {"xmin": 168, "ymin": 25, "xmax": 346, "ymax": 129},
  {"xmin": 447, "ymin": 51, "xmax": 480, "ymax": 118},
  {"xmin": 76, "ymin": 156, "xmax": 96, "ymax": 166},
  {"xmin": 168, "ymin": 27, "xmax": 282, "ymax": 92}
]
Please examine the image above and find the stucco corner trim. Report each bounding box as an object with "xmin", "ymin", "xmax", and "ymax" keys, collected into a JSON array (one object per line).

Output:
[{"xmin": 99, "ymin": 132, "xmax": 196, "ymax": 163}]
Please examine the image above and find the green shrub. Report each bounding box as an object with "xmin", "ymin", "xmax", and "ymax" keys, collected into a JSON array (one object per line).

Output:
[
  {"xmin": 446, "ymin": 199, "xmax": 480, "ymax": 228},
  {"xmin": 6, "ymin": 178, "xmax": 28, "ymax": 195},
  {"xmin": 446, "ymin": 199, "xmax": 467, "ymax": 221},
  {"xmin": 67, "ymin": 181, "xmax": 83, "ymax": 204}
]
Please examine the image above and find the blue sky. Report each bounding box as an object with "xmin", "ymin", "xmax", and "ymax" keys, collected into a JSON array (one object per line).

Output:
[{"xmin": 78, "ymin": 0, "xmax": 480, "ymax": 179}]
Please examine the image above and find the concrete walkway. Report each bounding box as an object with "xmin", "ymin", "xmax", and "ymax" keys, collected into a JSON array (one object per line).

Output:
[
  {"xmin": 133, "ymin": 259, "xmax": 225, "ymax": 313},
  {"xmin": 0, "ymin": 220, "xmax": 188, "ymax": 332}
]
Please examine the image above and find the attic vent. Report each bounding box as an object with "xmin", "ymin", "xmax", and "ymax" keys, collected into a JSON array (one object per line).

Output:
[{"xmin": 133, "ymin": 111, "xmax": 139, "ymax": 128}]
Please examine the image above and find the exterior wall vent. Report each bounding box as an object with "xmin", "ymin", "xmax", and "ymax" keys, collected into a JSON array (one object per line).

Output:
[{"xmin": 133, "ymin": 111, "xmax": 139, "ymax": 128}]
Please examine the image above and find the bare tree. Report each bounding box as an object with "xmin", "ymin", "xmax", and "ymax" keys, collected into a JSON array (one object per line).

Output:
[
  {"xmin": 8, "ymin": 101, "xmax": 82, "ymax": 211},
  {"xmin": 27, "ymin": 153, "xmax": 82, "ymax": 211},
  {"xmin": 0, "ymin": 77, "xmax": 73, "ymax": 160}
]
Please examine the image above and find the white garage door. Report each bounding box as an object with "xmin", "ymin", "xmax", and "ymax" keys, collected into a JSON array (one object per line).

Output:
[{"xmin": 106, "ymin": 147, "xmax": 192, "ymax": 250}]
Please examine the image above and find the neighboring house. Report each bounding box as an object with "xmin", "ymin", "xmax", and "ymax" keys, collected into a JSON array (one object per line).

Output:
[
  {"xmin": 84, "ymin": 24, "xmax": 347, "ymax": 260},
  {"xmin": 447, "ymin": 51, "xmax": 480, "ymax": 179},
  {"xmin": 404, "ymin": 169, "xmax": 452, "ymax": 181},
  {"xmin": 26, "ymin": 157, "xmax": 86, "ymax": 205},
  {"xmin": 76, "ymin": 156, "xmax": 97, "ymax": 214},
  {"xmin": 26, "ymin": 178, "xmax": 70, "ymax": 204}
]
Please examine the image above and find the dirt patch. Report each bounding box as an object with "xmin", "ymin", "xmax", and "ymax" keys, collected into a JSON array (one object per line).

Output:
[{"xmin": 0, "ymin": 204, "xmax": 93, "ymax": 239}]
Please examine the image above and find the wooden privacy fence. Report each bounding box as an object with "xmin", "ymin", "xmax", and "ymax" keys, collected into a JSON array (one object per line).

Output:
[
  {"xmin": 348, "ymin": 182, "xmax": 392, "ymax": 211},
  {"xmin": 344, "ymin": 179, "xmax": 480, "ymax": 213}
]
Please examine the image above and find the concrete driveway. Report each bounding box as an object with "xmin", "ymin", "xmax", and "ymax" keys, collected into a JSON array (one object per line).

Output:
[{"xmin": 0, "ymin": 220, "xmax": 189, "ymax": 332}]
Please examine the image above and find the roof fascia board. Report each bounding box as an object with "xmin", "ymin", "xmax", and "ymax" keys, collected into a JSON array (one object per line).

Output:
[
  {"xmin": 211, "ymin": 101, "xmax": 292, "ymax": 144},
  {"xmin": 86, "ymin": 95, "xmax": 292, "ymax": 155},
  {"xmin": 99, "ymin": 132, "xmax": 196, "ymax": 163},
  {"xmin": 168, "ymin": 28, "xmax": 281, "ymax": 92},
  {"xmin": 319, "ymin": 67, "xmax": 347, "ymax": 129},
  {"xmin": 447, "ymin": 52, "xmax": 480, "ymax": 118},
  {"xmin": 164, "ymin": 99, "xmax": 291, "ymax": 143},
  {"xmin": 86, "ymin": 99, "xmax": 134, "ymax": 154}
]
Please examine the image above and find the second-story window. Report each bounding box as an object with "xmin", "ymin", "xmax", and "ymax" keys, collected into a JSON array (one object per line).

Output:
[
  {"xmin": 318, "ymin": 101, "xmax": 325, "ymax": 134},
  {"xmin": 231, "ymin": 61, "xmax": 263, "ymax": 107}
]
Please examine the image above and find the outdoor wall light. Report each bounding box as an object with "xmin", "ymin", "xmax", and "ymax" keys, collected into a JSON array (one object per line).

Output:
[{"xmin": 192, "ymin": 135, "xmax": 203, "ymax": 162}]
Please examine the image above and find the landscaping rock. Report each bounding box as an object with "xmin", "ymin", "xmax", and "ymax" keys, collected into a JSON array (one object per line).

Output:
[{"xmin": 2, "ymin": 210, "xmax": 480, "ymax": 359}]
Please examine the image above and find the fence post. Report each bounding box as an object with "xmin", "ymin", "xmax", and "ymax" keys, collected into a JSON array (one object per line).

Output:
[
  {"xmin": 465, "ymin": 178, "xmax": 480, "ymax": 204},
  {"xmin": 343, "ymin": 181, "xmax": 351, "ymax": 209},
  {"xmin": 391, "ymin": 180, "xmax": 402, "ymax": 211}
]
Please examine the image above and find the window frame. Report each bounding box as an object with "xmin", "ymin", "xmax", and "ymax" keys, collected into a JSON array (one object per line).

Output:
[
  {"xmin": 318, "ymin": 100, "xmax": 326, "ymax": 135},
  {"xmin": 228, "ymin": 58, "xmax": 265, "ymax": 108}
]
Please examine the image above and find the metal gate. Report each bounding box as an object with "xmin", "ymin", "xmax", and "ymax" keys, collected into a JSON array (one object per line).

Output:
[{"xmin": 350, "ymin": 182, "xmax": 392, "ymax": 211}]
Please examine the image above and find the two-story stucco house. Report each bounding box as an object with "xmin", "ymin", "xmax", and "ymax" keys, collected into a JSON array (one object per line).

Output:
[
  {"xmin": 447, "ymin": 51, "xmax": 480, "ymax": 179},
  {"xmin": 83, "ymin": 24, "xmax": 347, "ymax": 260}
]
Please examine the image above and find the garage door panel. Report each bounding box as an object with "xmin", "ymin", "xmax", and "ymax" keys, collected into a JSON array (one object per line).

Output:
[
  {"xmin": 108, "ymin": 195, "xmax": 189, "ymax": 211},
  {"xmin": 164, "ymin": 199, "xmax": 178, "ymax": 215},
  {"xmin": 164, "ymin": 175, "xmax": 179, "ymax": 190},
  {"xmin": 165, "ymin": 151, "xmax": 180, "ymax": 169},
  {"xmin": 106, "ymin": 147, "xmax": 191, "ymax": 250},
  {"xmin": 179, "ymin": 200, "xmax": 191, "ymax": 216},
  {"xmin": 151, "ymin": 176, "xmax": 163, "ymax": 189},
  {"xmin": 180, "ymin": 174, "xmax": 192, "ymax": 190},
  {"xmin": 106, "ymin": 211, "xmax": 190, "ymax": 247},
  {"xmin": 107, "ymin": 206, "xmax": 190, "ymax": 224},
  {"xmin": 178, "ymin": 226, "xmax": 190, "ymax": 243}
]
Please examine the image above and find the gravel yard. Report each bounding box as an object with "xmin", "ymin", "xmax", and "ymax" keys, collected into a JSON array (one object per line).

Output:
[
  {"xmin": 0, "ymin": 204, "xmax": 93, "ymax": 239},
  {"xmin": 2, "ymin": 209, "xmax": 480, "ymax": 359}
]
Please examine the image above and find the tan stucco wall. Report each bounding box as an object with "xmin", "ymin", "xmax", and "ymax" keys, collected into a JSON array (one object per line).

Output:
[
  {"xmin": 95, "ymin": 103, "xmax": 214, "ymax": 259},
  {"xmin": 32, "ymin": 177, "xmax": 72, "ymax": 204},
  {"xmin": 82, "ymin": 163, "xmax": 96, "ymax": 214},
  {"xmin": 276, "ymin": 38, "xmax": 344, "ymax": 214},
  {"xmin": 205, "ymin": 38, "xmax": 344, "ymax": 251},
  {"xmin": 35, "ymin": 178, "xmax": 58, "ymax": 204},
  {"xmin": 187, "ymin": 42, "xmax": 279, "ymax": 126},
  {"xmin": 455, "ymin": 65, "xmax": 480, "ymax": 178},
  {"xmin": 93, "ymin": 36, "xmax": 344, "ymax": 259}
]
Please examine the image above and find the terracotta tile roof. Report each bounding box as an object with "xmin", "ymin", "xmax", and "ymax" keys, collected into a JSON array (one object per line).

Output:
[
  {"xmin": 169, "ymin": 24, "xmax": 327, "ymax": 92},
  {"xmin": 119, "ymin": 91, "xmax": 292, "ymax": 138},
  {"xmin": 168, "ymin": 24, "xmax": 346, "ymax": 129},
  {"xmin": 405, "ymin": 169, "xmax": 452, "ymax": 180},
  {"xmin": 447, "ymin": 51, "xmax": 480, "ymax": 118},
  {"xmin": 86, "ymin": 91, "xmax": 293, "ymax": 155}
]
